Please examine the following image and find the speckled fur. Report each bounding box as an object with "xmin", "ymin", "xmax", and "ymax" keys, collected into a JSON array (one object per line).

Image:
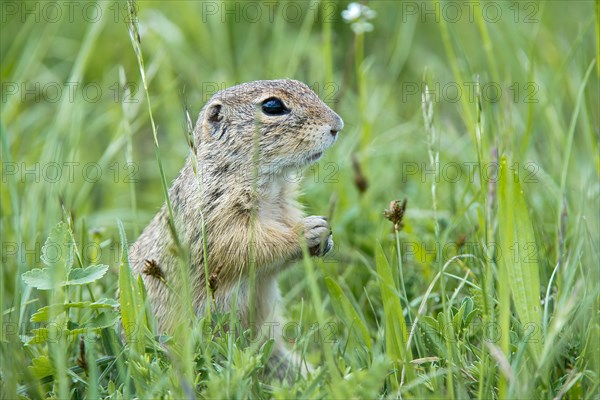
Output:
[{"xmin": 128, "ymin": 79, "xmax": 343, "ymax": 380}]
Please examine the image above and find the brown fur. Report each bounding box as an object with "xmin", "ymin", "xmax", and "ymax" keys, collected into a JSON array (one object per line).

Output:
[{"xmin": 128, "ymin": 79, "xmax": 343, "ymax": 380}]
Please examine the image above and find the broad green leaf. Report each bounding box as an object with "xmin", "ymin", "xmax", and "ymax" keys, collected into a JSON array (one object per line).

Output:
[
  {"xmin": 22, "ymin": 222, "xmax": 77, "ymax": 290},
  {"xmin": 498, "ymin": 156, "xmax": 543, "ymax": 359},
  {"xmin": 23, "ymin": 265, "xmax": 109, "ymax": 290},
  {"xmin": 41, "ymin": 221, "xmax": 74, "ymax": 274},
  {"xmin": 461, "ymin": 297, "xmax": 474, "ymax": 319},
  {"xmin": 334, "ymin": 356, "xmax": 390, "ymax": 399},
  {"xmin": 93, "ymin": 298, "xmax": 119, "ymax": 307},
  {"xmin": 84, "ymin": 312, "xmax": 120, "ymax": 330},
  {"xmin": 453, "ymin": 301, "xmax": 467, "ymax": 331},
  {"xmin": 260, "ymin": 339, "xmax": 275, "ymax": 366},
  {"xmin": 31, "ymin": 305, "xmax": 66, "ymax": 322},
  {"xmin": 375, "ymin": 243, "xmax": 413, "ymax": 388},
  {"xmin": 31, "ymin": 299, "xmax": 119, "ymax": 322},
  {"xmin": 26, "ymin": 324, "xmax": 66, "ymax": 345},
  {"xmin": 22, "ymin": 268, "xmax": 54, "ymax": 290},
  {"xmin": 67, "ymin": 264, "xmax": 109, "ymax": 285},
  {"xmin": 28, "ymin": 355, "xmax": 55, "ymax": 379},
  {"xmin": 420, "ymin": 316, "xmax": 439, "ymax": 331},
  {"xmin": 26, "ymin": 319, "xmax": 119, "ymax": 345},
  {"xmin": 325, "ymin": 276, "xmax": 372, "ymax": 353}
]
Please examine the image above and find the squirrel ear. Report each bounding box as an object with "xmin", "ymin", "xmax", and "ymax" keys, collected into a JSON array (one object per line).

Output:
[
  {"xmin": 203, "ymin": 102, "xmax": 227, "ymax": 140},
  {"xmin": 207, "ymin": 103, "xmax": 223, "ymax": 123}
]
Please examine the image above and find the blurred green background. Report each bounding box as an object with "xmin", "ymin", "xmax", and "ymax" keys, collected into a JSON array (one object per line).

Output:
[{"xmin": 1, "ymin": 0, "xmax": 598, "ymax": 398}]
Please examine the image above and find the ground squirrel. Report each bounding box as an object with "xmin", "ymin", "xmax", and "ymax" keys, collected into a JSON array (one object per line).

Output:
[{"xmin": 128, "ymin": 79, "xmax": 343, "ymax": 380}]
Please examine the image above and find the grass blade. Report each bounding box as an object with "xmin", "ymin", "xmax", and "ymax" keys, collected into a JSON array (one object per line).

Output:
[
  {"xmin": 497, "ymin": 156, "xmax": 543, "ymax": 360},
  {"xmin": 117, "ymin": 219, "xmax": 146, "ymax": 355},
  {"xmin": 325, "ymin": 276, "xmax": 372, "ymax": 354},
  {"xmin": 375, "ymin": 242, "xmax": 413, "ymax": 389}
]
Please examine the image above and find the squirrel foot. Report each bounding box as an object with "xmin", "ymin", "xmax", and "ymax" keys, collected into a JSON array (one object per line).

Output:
[{"xmin": 302, "ymin": 215, "xmax": 333, "ymax": 257}]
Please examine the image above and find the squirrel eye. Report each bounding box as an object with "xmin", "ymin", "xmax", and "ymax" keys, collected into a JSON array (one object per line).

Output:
[{"xmin": 261, "ymin": 98, "xmax": 289, "ymax": 115}]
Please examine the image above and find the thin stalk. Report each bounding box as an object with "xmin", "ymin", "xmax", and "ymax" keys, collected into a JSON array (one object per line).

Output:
[
  {"xmin": 557, "ymin": 60, "xmax": 596, "ymax": 264},
  {"xmin": 435, "ymin": 0, "xmax": 474, "ymax": 133},
  {"xmin": 322, "ymin": 1, "xmax": 334, "ymax": 85},
  {"xmin": 302, "ymin": 250, "xmax": 341, "ymax": 386},
  {"xmin": 394, "ymin": 230, "xmax": 411, "ymax": 325},
  {"xmin": 126, "ymin": 0, "xmax": 193, "ymax": 391},
  {"xmin": 126, "ymin": 0, "xmax": 181, "ymax": 250},
  {"xmin": 355, "ymin": 33, "xmax": 371, "ymax": 151},
  {"xmin": 248, "ymin": 112, "xmax": 262, "ymax": 329},
  {"xmin": 422, "ymin": 79, "xmax": 455, "ymax": 398},
  {"xmin": 119, "ymin": 67, "xmax": 139, "ymax": 237},
  {"xmin": 184, "ymin": 105, "xmax": 212, "ymax": 321}
]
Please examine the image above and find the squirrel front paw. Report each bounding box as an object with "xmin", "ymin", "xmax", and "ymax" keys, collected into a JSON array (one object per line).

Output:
[{"xmin": 302, "ymin": 216, "xmax": 333, "ymax": 257}]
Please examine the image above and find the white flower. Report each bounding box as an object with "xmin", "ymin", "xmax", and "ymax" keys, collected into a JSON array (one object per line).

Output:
[
  {"xmin": 342, "ymin": 2, "xmax": 377, "ymax": 34},
  {"xmin": 342, "ymin": 2, "xmax": 363, "ymax": 21},
  {"xmin": 351, "ymin": 20, "xmax": 374, "ymax": 34}
]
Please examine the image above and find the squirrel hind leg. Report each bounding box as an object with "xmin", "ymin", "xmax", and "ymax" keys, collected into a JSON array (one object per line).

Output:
[{"xmin": 262, "ymin": 343, "xmax": 313, "ymax": 384}]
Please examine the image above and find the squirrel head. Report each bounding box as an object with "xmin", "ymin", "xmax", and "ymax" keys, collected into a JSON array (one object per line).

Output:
[{"xmin": 195, "ymin": 79, "xmax": 343, "ymax": 176}]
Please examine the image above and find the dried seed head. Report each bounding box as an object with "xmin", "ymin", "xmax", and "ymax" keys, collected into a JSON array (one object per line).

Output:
[
  {"xmin": 77, "ymin": 335, "xmax": 87, "ymax": 372},
  {"xmin": 352, "ymin": 155, "xmax": 368, "ymax": 194},
  {"xmin": 209, "ymin": 264, "xmax": 224, "ymax": 294},
  {"xmin": 142, "ymin": 259, "xmax": 165, "ymax": 281},
  {"xmin": 384, "ymin": 198, "xmax": 408, "ymax": 232},
  {"xmin": 456, "ymin": 234, "xmax": 467, "ymax": 249},
  {"xmin": 209, "ymin": 273, "xmax": 218, "ymax": 293}
]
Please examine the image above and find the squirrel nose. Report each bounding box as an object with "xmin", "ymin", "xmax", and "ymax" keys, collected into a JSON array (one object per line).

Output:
[{"xmin": 330, "ymin": 114, "xmax": 344, "ymax": 136}]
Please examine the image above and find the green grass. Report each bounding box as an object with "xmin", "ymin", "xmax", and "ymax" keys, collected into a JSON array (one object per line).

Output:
[{"xmin": 1, "ymin": 0, "xmax": 599, "ymax": 398}]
